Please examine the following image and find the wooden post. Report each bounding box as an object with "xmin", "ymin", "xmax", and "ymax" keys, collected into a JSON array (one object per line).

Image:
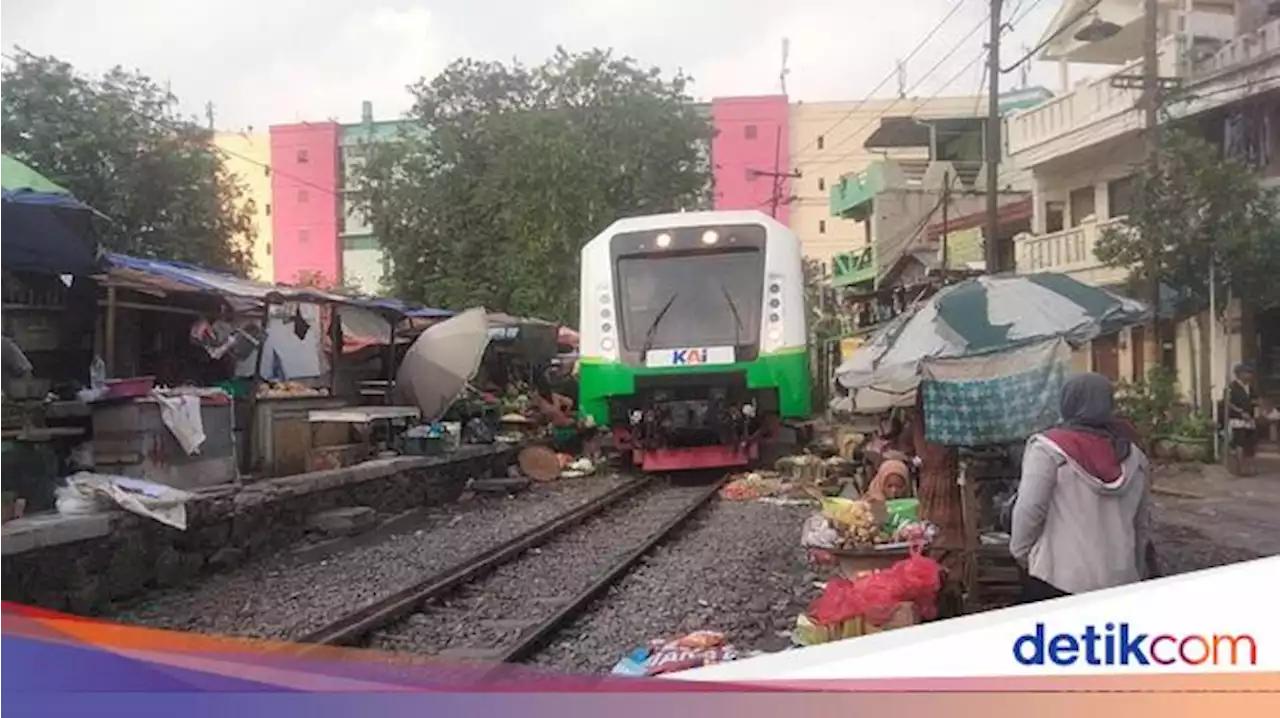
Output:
[
  {"xmin": 104, "ymin": 284, "xmax": 118, "ymax": 377},
  {"xmin": 386, "ymin": 314, "xmax": 397, "ymax": 405},
  {"xmin": 240, "ymin": 298, "xmax": 271, "ymax": 477},
  {"xmin": 329, "ymin": 303, "xmax": 342, "ymax": 396}
]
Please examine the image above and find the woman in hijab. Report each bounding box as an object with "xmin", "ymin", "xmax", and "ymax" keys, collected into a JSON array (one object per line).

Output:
[{"xmin": 1009, "ymin": 372, "xmax": 1152, "ymax": 603}]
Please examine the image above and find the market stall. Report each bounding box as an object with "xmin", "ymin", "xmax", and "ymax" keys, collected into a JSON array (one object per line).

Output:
[
  {"xmin": 2, "ymin": 156, "xmax": 104, "ymax": 517},
  {"xmin": 831, "ymin": 273, "xmax": 1151, "ymax": 613}
]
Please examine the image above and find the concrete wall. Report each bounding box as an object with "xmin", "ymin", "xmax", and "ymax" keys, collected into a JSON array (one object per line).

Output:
[
  {"xmin": 790, "ymin": 96, "xmax": 985, "ymax": 264},
  {"xmin": 1, "ymin": 446, "xmax": 518, "ymax": 615},
  {"xmin": 711, "ymin": 95, "xmax": 791, "ymax": 224},
  {"xmin": 269, "ymin": 122, "xmax": 341, "ymax": 285},
  {"xmin": 213, "ymin": 132, "xmax": 275, "ymax": 282}
]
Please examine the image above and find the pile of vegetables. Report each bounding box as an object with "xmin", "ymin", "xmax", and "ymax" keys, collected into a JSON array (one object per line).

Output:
[
  {"xmin": 821, "ymin": 497, "xmax": 891, "ymax": 548},
  {"xmin": 257, "ymin": 381, "xmax": 326, "ymax": 398},
  {"xmin": 720, "ymin": 472, "xmax": 785, "ymax": 501},
  {"xmin": 802, "ymin": 497, "xmax": 937, "ymax": 552}
]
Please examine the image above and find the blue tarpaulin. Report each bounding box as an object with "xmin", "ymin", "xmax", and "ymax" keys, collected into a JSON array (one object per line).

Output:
[{"xmin": 2, "ymin": 188, "xmax": 102, "ymax": 276}]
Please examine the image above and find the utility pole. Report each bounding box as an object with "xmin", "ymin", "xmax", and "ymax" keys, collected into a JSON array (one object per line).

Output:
[
  {"xmin": 1142, "ymin": 0, "xmax": 1162, "ymax": 368},
  {"xmin": 780, "ymin": 38, "xmax": 791, "ymax": 95},
  {"xmin": 205, "ymin": 101, "xmax": 216, "ymax": 131},
  {"xmin": 984, "ymin": 0, "xmax": 1003, "ymax": 274},
  {"xmin": 941, "ymin": 170, "xmax": 952, "ymax": 274},
  {"xmin": 896, "ymin": 59, "xmax": 908, "ymax": 99},
  {"xmin": 753, "ymin": 126, "xmax": 802, "ymax": 218}
]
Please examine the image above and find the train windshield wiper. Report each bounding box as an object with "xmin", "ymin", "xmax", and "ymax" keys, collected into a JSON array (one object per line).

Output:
[
  {"xmin": 641, "ymin": 291, "xmax": 679, "ymax": 358},
  {"xmin": 719, "ymin": 284, "xmax": 742, "ymax": 348}
]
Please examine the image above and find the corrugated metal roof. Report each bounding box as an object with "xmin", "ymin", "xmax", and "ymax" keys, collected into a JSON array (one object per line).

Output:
[{"xmin": 102, "ymin": 253, "xmax": 453, "ymax": 317}]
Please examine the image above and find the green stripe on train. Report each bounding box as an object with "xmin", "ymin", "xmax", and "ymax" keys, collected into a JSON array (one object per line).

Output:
[{"xmin": 577, "ymin": 347, "xmax": 812, "ymax": 425}]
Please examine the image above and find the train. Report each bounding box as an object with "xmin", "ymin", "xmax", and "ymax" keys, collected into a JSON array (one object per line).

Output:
[{"xmin": 577, "ymin": 210, "xmax": 812, "ymax": 472}]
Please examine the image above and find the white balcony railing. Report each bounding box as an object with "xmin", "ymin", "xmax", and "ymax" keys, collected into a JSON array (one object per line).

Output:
[
  {"xmin": 1007, "ymin": 17, "xmax": 1280, "ymax": 163},
  {"xmin": 1014, "ymin": 216, "xmax": 1131, "ymax": 287}
]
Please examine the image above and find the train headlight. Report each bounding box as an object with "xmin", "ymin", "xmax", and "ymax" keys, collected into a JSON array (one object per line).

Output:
[
  {"xmin": 742, "ymin": 403, "xmax": 757, "ymax": 418},
  {"xmin": 630, "ymin": 410, "xmax": 644, "ymax": 425},
  {"xmin": 656, "ymin": 233, "xmax": 672, "ymax": 248},
  {"xmin": 701, "ymin": 230, "xmax": 719, "ymax": 245},
  {"xmin": 601, "ymin": 337, "xmax": 615, "ymax": 352},
  {"xmin": 768, "ymin": 327, "xmax": 782, "ymax": 343}
]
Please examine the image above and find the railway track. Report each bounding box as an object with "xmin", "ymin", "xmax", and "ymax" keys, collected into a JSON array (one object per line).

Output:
[{"xmin": 294, "ymin": 473, "xmax": 728, "ymax": 666}]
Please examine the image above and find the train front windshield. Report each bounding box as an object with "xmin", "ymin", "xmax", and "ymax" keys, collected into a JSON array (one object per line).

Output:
[{"xmin": 616, "ymin": 248, "xmax": 764, "ymax": 352}]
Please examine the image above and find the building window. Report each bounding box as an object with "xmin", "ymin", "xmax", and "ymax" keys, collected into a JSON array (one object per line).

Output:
[
  {"xmin": 744, "ymin": 124, "xmax": 758, "ymax": 140},
  {"xmin": 1107, "ymin": 175, "xmax": 1137, "ymax": 218},
  {"xmin": 298, "ymin": 189, "xmax": 309, "ymax": 203},
  {"xmin": 819, "ymin": 220, "xmax": 827, "ymax": 234},
  {"xmin": 265, "ymin": 203, "xmax": 271, "ymax": 216},
  {"xmin": 296, "ymin": 148, "xmax": 310, "ymax": 164},
  {"xmin": 263, "ymin": 166, "xmax": 271, "ymax": 177},
  {"xmin": 818, "ymin": 177, "xmax": 826, "ymax": 191},
  {"xmin": 265, "ymin": 242, "xmax": 272, "ymax": 256},
  {"xmin": 299, "ymin": 229, "xmax": 310, "ymax": 244},
  {"xmin": 817, "ymin": 135, "xmax": 825, "ymax": 150}
]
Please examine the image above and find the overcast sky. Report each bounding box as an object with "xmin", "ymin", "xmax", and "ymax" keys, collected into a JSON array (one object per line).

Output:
[{"xmin": 2, "ymin": 0, "xmax": 1073, "ymax": 131}]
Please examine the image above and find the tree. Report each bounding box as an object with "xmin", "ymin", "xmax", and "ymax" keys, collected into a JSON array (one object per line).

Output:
[
  {"xmin": 2, "ymin": 50, "xmax": 255, "ymax": 274},
  {"xmin": 1095, "ymin": 128, "xmax": 1280, "ymax": 406},
  {"xmin": 353, "ymin": 48, "xmax": 714, "ymax": 324}
]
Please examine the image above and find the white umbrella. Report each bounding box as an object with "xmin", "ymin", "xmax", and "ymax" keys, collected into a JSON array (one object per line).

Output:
[{"xmin": 395, "ymin": 307, "xmax": 491, "ymax": 421}]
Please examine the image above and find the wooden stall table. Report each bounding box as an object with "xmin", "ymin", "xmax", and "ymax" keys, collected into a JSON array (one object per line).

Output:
[{"xmin": 306, "ymin": 406, "xmax": 421, "ymax": 471}]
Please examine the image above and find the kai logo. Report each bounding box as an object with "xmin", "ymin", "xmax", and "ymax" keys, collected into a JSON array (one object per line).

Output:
[{"xmin": 671, "ymin": 348, "xmax": 708, "ymax": 365}]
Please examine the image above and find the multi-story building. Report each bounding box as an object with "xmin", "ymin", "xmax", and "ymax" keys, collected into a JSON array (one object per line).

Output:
[
  {"xmin": 268, "ymin": 121, "xmax": 341, "ymax": 286},
  {"xmin": 339, "ymin": 102, "xmax": 415, "ymax": 293},
  {"xmin": 710, "ymin": 94, "xmax": 1035, "ymax": 269},
  {"xmin": 212, "ymin": 131, "xmax": 274, "ymax": 281},
  {"xmin": 1006, "ymin": 0, "xmax": 1280, "ymax": 398}
]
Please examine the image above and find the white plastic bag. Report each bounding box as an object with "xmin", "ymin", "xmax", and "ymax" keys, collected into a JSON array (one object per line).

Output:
[
  {"xmin": 801, "ymin": 513, "xmax": 840, "ymax": 550},
  {"xmin": 55, "ymin": 484, "xmax": 99, "ymax": 516}
]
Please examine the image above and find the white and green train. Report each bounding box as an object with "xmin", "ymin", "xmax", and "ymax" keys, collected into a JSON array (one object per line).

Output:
[{"xmin": 577, "ymin": 210, "xmax": 812, "ymax": 472}]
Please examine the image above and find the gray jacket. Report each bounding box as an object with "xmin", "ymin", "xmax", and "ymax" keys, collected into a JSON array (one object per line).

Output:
[{"xmin": 1009, "ymin": 434, "xmax": 1151, "ymax": 594}]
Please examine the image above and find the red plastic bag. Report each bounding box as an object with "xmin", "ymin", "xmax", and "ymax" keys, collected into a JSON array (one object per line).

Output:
[{"xmin": 807, "ymin": 544, "xmax": 944, "ymax": 627}]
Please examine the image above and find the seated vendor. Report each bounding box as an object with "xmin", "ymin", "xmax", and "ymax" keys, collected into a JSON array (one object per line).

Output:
[{"xmin": 531, "ymin": 390, "xmax": 600, "ymax": 458}]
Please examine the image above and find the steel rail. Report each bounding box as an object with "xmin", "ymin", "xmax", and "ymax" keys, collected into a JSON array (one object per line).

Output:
[
  {"xmin": 293, "ymin": 475, "xmax": 654, "ymax": 650},
  {"xmin": 487, "ymin": 472, "xmax": 731, "ymax": 670}
]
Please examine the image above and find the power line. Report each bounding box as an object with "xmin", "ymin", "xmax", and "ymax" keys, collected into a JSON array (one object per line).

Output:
[
  {"xmin": 805, "ymin": 10, "xmax": 992, "ymax": 169},
  {"xmin": 789, "ymin": 0, "xmax": 974, "ymax": 162},
  {"xmin": 810, "ymin": 48, "xmax": 989, "ymax": 172},
  {"xmin": 806, "ymin": 0, "xmax": 1054, "ymax": 175}
]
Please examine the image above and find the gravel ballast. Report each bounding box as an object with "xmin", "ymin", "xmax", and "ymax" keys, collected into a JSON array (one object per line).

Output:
[
  {"xmin": 368, "ymin": 481, "xmax": 714, "ymax": 657},
  {"xmin": 104, "ymin": 476, "xmax": 631, "ymax": 641},
  {"xmin": 530, "ymin": 499, "xmax": 816, "ymax": 674}
]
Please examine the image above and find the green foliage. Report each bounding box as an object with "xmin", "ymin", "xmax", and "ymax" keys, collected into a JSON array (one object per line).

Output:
[
  {"xmin": 1170, "ymin": 410, "xmax": 1214, "ymax": 441},
  {"xmin": 351, "ymin": 48, "xmax": 714, "ymax": 324},
  {"xmin": 1, "ymin": 51, "xmax": 255, "ymax": 274},
  {"xmin": 1094, "ymin": 129, "xmax": 1280, "ymax": 314},
  {"xmin": 1116, "ymin": 366, "xmax": 1181, "ymax": 439},
  {"xmin": 803, "ymin": 258, "xmax": 841, "ymax": 343}
]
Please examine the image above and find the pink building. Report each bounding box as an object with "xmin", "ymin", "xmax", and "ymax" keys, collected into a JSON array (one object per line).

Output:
[
  {"xmin": 710, "ymin": 95, "xmax": 791, "ymax": 225},
  {"xmin": 269, "ymin": 122, "xmax": 341, "ymax": 285}
]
